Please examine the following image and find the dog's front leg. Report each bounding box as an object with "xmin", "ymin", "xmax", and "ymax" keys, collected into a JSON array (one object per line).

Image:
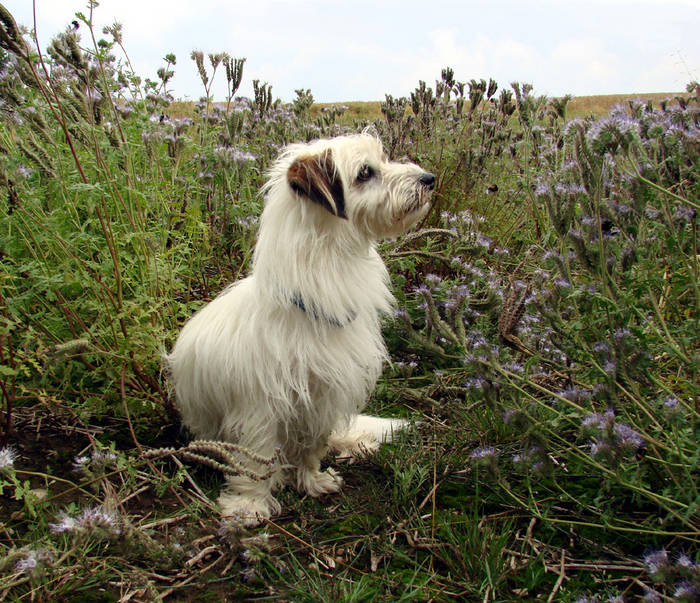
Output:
[
  {"xmin": 217, "ymin": 431, "xmax": 283, "ymax": 527},
  {"xmin": 218, "ymin": 473, "xmax": 281, "ymax": 527},
  {"xmin": 294, "ymin": 443, "xmax": 343, "ymax": 497}
]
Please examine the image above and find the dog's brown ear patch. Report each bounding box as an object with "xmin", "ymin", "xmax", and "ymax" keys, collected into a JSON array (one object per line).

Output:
[{"xmin": 287, "ymin": 149, "xmax": 347, "ymax": 219}]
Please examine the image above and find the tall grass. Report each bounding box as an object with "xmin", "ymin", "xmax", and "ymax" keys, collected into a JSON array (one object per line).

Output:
[{"xmin": 0, "ymin": 4, "xmax": 698, "ymax": 600}]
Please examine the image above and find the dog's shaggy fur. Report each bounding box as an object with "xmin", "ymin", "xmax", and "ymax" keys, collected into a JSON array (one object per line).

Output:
[{"xmin": 166, "ymin": 133, "xmax": 434, "ymax": 524}]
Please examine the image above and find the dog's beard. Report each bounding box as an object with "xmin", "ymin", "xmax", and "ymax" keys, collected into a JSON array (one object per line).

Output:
[
  {"xmin": 391, "ymin": 185, "xmax": 432, "ymax": 229},
  {"xmin": 407, "ymin": 185, "xmax": 431, "ymax": 215}
]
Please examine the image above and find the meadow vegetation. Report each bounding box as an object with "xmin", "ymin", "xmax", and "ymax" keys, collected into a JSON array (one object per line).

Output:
[{"xmin": 0, "ymin": 3, "xmax": 698, "ymax": 601}]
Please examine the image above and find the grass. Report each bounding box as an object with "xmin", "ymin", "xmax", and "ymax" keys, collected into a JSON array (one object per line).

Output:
[{"xmin": 0, "ymin": 4, "xmax": 698, "ymax": 601}]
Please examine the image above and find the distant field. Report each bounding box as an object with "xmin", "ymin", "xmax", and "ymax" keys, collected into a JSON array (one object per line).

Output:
[
  {"xmin": 170, "ymin": 91, "xmax": 687, "ymax": 122},
  {"xmin": 313, "ymin": 91, "xmax": 687, "ymax": 121},
  {"xmin": 566, "ymin": 91, "xmax": 686, "ymax": 117}
]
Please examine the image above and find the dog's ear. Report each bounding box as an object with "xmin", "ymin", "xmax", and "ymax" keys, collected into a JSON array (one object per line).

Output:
[{"xmin": 287, "ymin": 149, "xmax": 347, "ymax": 219}]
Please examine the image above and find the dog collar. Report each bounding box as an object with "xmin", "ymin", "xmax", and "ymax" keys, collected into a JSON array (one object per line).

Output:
[{"xmin": 291, "ymin": 295, "xmax": 357, "ymax": 328}]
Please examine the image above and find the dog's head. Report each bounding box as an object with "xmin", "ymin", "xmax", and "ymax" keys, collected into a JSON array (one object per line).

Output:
[{"xmin": 280, "ymin": 134, "xmax": 434, "ymax": 239}]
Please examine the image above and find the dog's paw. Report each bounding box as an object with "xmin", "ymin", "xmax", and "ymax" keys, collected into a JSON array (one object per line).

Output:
[
  {"xmin": 217, "ymin": 492, "xmax": 279, "ymax": 527},
  {"xmin": 299, "ymin": 467, "xmax": 344, "ymax": 497},
  {"xmin": 331, "ymin": 434, "xmax": 380, "ymax": 463}
]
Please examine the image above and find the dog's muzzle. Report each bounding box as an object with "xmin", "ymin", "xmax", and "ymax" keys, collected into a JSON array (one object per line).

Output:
[
  {"xmin": 419, "ymin": 172, "xmax": 436, "ymax": 190},
  {"xmin": 405, "ymin": 171, "xmax": 435, "ymax": 215}
]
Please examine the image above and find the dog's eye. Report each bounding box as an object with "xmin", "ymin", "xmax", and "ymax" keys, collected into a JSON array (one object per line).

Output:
[{"xmin": 357, "ymin": 165, "xmax": 374, "ymax": 182}]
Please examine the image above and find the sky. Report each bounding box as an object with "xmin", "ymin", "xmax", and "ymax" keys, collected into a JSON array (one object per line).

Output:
[{"xmin": 4, "ymin": 0, "xmax": 699, "ymax": 103}]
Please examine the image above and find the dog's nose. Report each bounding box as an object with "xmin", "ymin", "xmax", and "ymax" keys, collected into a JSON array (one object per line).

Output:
[{"xmin": 419, "ymin": 172, "xmax": 436, "ymax": 190}]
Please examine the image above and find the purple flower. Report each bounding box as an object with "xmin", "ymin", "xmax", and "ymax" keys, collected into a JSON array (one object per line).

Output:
[
  {"xmin": 15, "ymin": 555, "xmax": 37, "ymax": 574},
  {"xmin": 17, "ymin": 165, "xmax": 32, "ymax": 179},
  {"xmin": 673, "ymin": 581, "xmax": 698, "ymax": 601},
  {"xmin": 674, "ymin": 205, "xmax": 697, "ymax": 224},
  {"xmin": 558, "ymin": 387, "xmax": 592, "ymax": 403},
  {"xmin": 535, "ymin": 181, "xmax": 550, "ymax": 196},
  {"xmin": 603, "ymin": 360, "xmax": 617, "ymax": 376},
  {"xmin": 590, "ymin": 439, "xmax": 611, "ymax": 459},
  {"xmin": 593, "ymin": 342, "xmax": 610, "ymax": 355},
  {"xmin": 464, "ymin": 376, "xmax": 487, "ymax": 391},
  {"xmin": 236, "ymin": 216, "xmax": 259, "ymax": 229},
  {"xmin": 240, "ymin": 566, "xmax": 257, "ymax": 582},
  {"xmin": 643, "ymin": 549, "xmax": 670, "ymax": 579},
  {"xmin": 50, "ymin": 506, "xmax": 121, "ymax": 538},
  {"xmin": 613, "ymin": 423, "xmax": 645, "ymax": 452},
  {"xmin": 543, "ymin": 250, "xmax": 563, "ymax": 263},
  {"xmin": 392, "ymin": 308, "xmax": 408, "ymax": 320},
  {"xmin": 477, "ymin": 235, "xmax": 492, "ymax": 249},
  {"xmin": 425, "ymin": 273, "xmax": 442, "ymax": 287},
  {"xmin": 0, "ymin": 446, "xmax": 17, "ymax": 473},
  {"xmin": 470, "ymin": 446, "xmax": 498, "ymax": 461},
  {"xmin": 645, "ymin": 206, "xmax": 661, "ymax": 219},
  {"xmin": 415, "ymin": 284, "xmax": 430, "ymax": 296},
  {"xmin": 641, "ymin": 590, "xmax": 662, "ymax": 603},
  {"xmin": 614, "ymin": 328, "xmax": 631, "ymax": 343},
  {"xmin": 662, "ymin": 395, "xmax": 679, "ymax": 412},
  {"xmin": 232, "ymin": 149, "xmax": 257, "ymax": 164},
  {"xmin": 675, "ymin": 553, "xmax": 697, "ymax": 571},
  {"xmin": 503, "ymin": 409, "xmax": 518, "ymax": 424}
]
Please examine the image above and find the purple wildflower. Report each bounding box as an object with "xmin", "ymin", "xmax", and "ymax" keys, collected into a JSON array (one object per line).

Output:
[
  {"xmin": 674, "ymin": 205, "xmax": 697, "ymax": 224},
  {"xmin": 675, "ymin": 553, "xmax": 697, "ymax": 572},
  {"xmin": 470, "ymin": 446, "xmax": 498, "ymax": 463},
  {"xmin": 613, "ymin": 423, "xmax": 645, "ymax": 452},
  {"xmin": 603, "ymin": 360, "xmax": 617, "ymax": 376},
  {"xmin": 643, "ymin": 549, "xmax": 670, "ymax": 580},
  {"xmin": 543, "ymin": 250, "xmax": 563, "ymax": 263},
  {"xmin": 232, "ymin": 149, "xmax": 257, "ymax": 164},
  {"xmin": 17, "ymin": 165, "xmax": 32, "ymax": 179},
  {"xmin": 50, "ymin": 506, "xmax": 121, "ymax": 538},
  {"xmin": 614, "ymin": 328, "xmax": 631, "ymax": 343},
  {"xmin": 503, "ymin": 409, "xmax": 519, "ymax": 425},
  {"xmin": 673, "ymin": 581, "xmax": 698, "ymax": 601},
  {"xmin": 535, "ymin": 181, "xmax": 550, "ymax": 197},
  {"xmin": 477, "ymin": 235, "xmax": 492, "ymax": 249},
  {"xmin": 662, "ymin": 396, "xmax": 680, "ymax": 411},
  {"xmin": 558, "ymin": 387, "xmax": 592, "ymax": 403},
  {"xmin": 425, "ymin": 273, "xmax": 442, "ymax": 287},
  {"xmin": 593, "ymin": 342, "xmax": 610, "ymax": 356},
  {"xmin": 590, "ymin": 439, "xmax": 611, "ymax": 459},
  {"xmin": 240, "ymin": 566, "xmax": 257, "ymax": 582},
  {"xmin": 15, "ymin": 555, "xmax": 37, "ymax": 573},
  {"xmin": 85, "ymin": 87, "xmax": 103, "ymax": 105},
  {"xmin": 415, "ymin": 284, "xmax": 430, "ymax": 296},
  {"xmin": 645, "ymin": 206, "xmax": 661, "ymax": 219},
  {"xmin": 641, "ymin": 590, "xmax": 662, "ymax": 603},
  {"xmin": 0, "ymin": 446, "xmax": 17, "ymax": 473},
  {"xmin": 464, "ymin": 376, "xmax": 487, "ymax": 391}
]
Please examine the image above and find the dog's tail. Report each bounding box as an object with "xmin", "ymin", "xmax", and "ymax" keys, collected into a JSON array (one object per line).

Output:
[{"xmin": 328, "ymin": 414, "xmax": 411, "ymax": 460}]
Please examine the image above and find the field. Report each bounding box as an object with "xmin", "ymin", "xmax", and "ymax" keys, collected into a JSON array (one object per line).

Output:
[
  {"xmin": 0, "ymin": 5, "xmax": 699, "ymax": 602},
  {"xmin": 169, "ymin": 92, "xmax": 692, "ymax": 124}
]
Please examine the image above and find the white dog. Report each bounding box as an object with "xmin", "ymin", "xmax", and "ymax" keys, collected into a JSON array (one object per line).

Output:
[{"xmin": 167, "ymin": 132, "xmax": 434, "ymax": 525}]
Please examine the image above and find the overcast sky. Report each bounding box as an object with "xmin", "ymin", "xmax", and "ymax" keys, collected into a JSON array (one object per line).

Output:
[{"xmin": 5, "ymin": 0, "xmax": 699, "ymax": 102}]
